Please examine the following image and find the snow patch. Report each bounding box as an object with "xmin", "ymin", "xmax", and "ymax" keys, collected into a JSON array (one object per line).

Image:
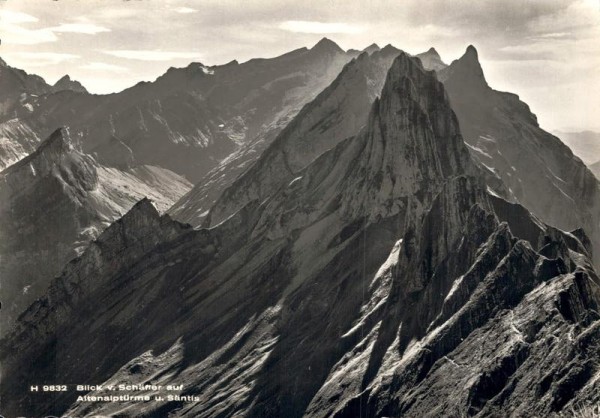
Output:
[
  {"xmin": 201, "ymin": 66, "xmax": 214, "ymax": 75},
  {"xmin": 288, "ymin": 176, "xmax": 303, "ymax": 187},
  {"xmin": 465, "ymin": 142, "xmax": 493, "ymax": 159},
  {"xmin": 486, "ymin": 186, "xmax": 501, "ymax": 198}
]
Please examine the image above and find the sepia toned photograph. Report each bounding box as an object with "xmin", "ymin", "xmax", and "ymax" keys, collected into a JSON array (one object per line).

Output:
[{"xmin": 1, "ymin": 0, "xmax": 600, "ymax": 416}]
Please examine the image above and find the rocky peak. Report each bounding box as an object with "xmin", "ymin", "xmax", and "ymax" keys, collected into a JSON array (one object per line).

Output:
[
  {"xmin": 55, "ymin": 74, "xmax": 72, "ymax": 83},
  {"xmin": 1, "ymin": 126, "xmax": 98, "ymax": 196},
  {"xmin": 440, "ymin": 44, "xmax": 488, "ymax": 90},
  {"xmin": 363, "ymin": 43, "xmax": 381, "ymax": 54},
  {"xmin": 3, "ymin": 127, "xmax": 73, "ymax": 174},
  {"xmin": 380, "ymin": 44, "xmax": 400, "ymax": 55},
  {"xmin": 37, "ymin": 126, "xmax": 74, "ymax": 153},
  {"xmin": 415, "ymin": 46, "xmax": 447, "ymax": 71},
  {"xmin": 122, "ymin": 197, "xmax": 159, "ymax": 220},
  {"xmin": 374, "ymin": 52, "xmax": 472, "ymax": 177},
  {"xmin": 426, "ymin": 47, "xmax": 441, "ymax": 58},
  {"xmin": 333, "ymin": 52, "xmax": 477, "ymax": 222},
  {"xmin": 465, "ymin": 44, "xmax": 478, "ymax": 59},
  {"xmin": 311, "ymin": 37, "xmax": 344, "ymax": 55},
  {"xmin": 53, "ymin": 74, "xmax": 88, "ymax": 93}
]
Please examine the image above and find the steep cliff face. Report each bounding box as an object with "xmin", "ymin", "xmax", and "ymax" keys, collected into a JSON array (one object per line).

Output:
[
  {"xmin": 2, "ymin": 52, "xmax": 599, "ymax": 418},
  {"xmin": 439, "ymin": 46, "xmax": 600, "ymax": 264},
  {"xmin": 171, "ymin": 46, "xmax": 403, "ymax": 227},
  {"xmin": 0, "ymin": 128, "xmax": 191, "ymax": 335}
]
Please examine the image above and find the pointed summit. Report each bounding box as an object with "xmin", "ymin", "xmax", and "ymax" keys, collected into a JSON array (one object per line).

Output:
[
  {"xmin": 438, "ymin": 44, "xmax": 488, "ymax": 90},
  {"xmin": 415, "ymin": 47, "xmax": 447, "ymax": 71},
  {"xmin": 311, "ymin": 37, "xmax": 344, "ymax": 55},
  {"xmin": 1, "ymin": 127, "xmax": 75, "ymax": 176},
  {"xmin": 56, "ymin": 74, "xmax": 72, "ymax": 83},
  {"xmin": 27, "ymin": 127, "xmax": 74, "ymax": 162},
  {"xmin": 1, "ymin": 126, "xmax": 98, "ymax": 194},
  {"xmin": 363, "ymin": 43, "xmax": 380, "ymax": 54},
  {"xmin": 426, "ymin": 47, "xmax": 441, "ymax": 58},
  {"xmin": 117, "ymin": 197, "xmax": 160, "ymax": 224},
  {"xmin": 383, "ymin": 52, "xmax": 424, "ymax": 81},
  {"xmin": 465, "ymin": 44, "xmax": 478, "ymax": 59},
  {"xmin": 335, "ymin": 51, "xmax": 476, "ymax": 219},
  {"xmin": 53, "ymin": 75, "xmax": 88, "ymax": 93},
  {"xmin": 456, "ymin": 45, "xmax": 482, "ymax": 70}
]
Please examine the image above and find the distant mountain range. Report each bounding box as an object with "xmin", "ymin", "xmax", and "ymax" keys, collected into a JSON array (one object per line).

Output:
[
  {"xmin": 0, "ymin": 39, "xmax": 355, "ymax": 182},
  {"xmin": 1, "ymin": 39, "xmax": 600, "ymax": 417}
]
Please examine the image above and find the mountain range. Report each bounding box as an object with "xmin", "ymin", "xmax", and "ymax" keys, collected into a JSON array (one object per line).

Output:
[
  {"xmin": 1, "ymin": 39, "xmax": 599, "ymax": 417},
  {"xmin": 0, "ymin": 38, "xmax": 354, "ymax": 182},
  {"xmin": 0, "ymin": 38, "xmax": 353, "ymax": 334}
]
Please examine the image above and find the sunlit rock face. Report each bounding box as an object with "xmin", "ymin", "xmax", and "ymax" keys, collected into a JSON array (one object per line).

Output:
[{"xmin": 2, "ymin": 51, "xmax": 599, "ymax": 418}]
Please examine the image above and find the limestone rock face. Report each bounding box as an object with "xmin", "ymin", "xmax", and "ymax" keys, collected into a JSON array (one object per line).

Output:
[{"xmin": 3, "ymin": 50, "xmax": 599, "ymax": 418}]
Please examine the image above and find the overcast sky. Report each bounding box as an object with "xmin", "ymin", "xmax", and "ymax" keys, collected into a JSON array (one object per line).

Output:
[{"xmin": 1, "ymin": 0, "xmax": 599, "ymax": 132}]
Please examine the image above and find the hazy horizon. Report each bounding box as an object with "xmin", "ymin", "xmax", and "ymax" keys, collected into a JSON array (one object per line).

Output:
[{"xmin": 1, "ymin": 0, "xmax": 599, "ymax": 132}]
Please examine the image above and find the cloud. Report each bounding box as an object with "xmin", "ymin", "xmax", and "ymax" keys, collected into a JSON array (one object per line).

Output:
[
  {"xmin": 0, "ymin": 10, "xmax": 109, "ymax": 45},
  {"xmin": 173, "ymin": 7, "xmax": 198, "ymax": 14},
  {"xmin": 0, "ymin": 10, "xmax": 38, "ymax": 24},
  {"xmin": 0, "ymin": 26, "xmax": 57, "ymax": 45},
  {"xmin": 49, "ymin": 23, "xmax": 111, "ymax": 35},
  {"xmin": 279, "ymin": 20, "xmax": 364, "ymax": 34},
  {"xmin": 0, "ymin": 10, "xmax": 56, "ymax": 45},
  {"xmin": 80, "ymin": 62, "xmax": 128, "ymax": 73},
  {"xmin": 6, "ymin": 52, "xmax": 79, "ymax": 66},
  {"xmin": 102, "ymin": 50, "xmax": 202, "ymax": 61}
]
